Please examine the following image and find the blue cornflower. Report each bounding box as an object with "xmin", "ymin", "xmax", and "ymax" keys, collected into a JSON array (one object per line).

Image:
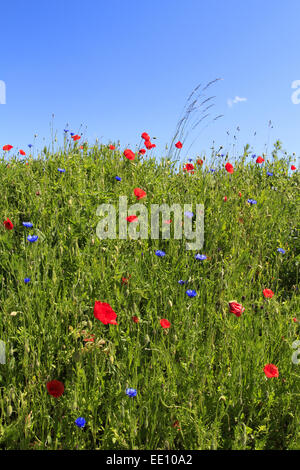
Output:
[
  {"xmin": 247, "ymin": 199, "xmax": 257, "ymax": 205},
  {"xmin": 186, "ymin": 289, "xmax": 197, "ymax": 298},
  {"xmin": 22, "ymin": 222, "xmax": 33, "ymax": 228},
  {"xmin": 155, "ymin": 250, "xmax": 166, "ymax": 257},
  {"xmin": 188, "ymin": 158, "xmax": 193, "ymax": 162},
  {"xmin": 267, "ymin": 171, "xmax": 273, "ymax": 176},
  {"xmin": 64, "ymin": 129, "xmax": 69, "ymax": 133},
  {"xmin": 277, "ymin": 248, "xmax": 285, "ymax": 254},
  {"xmin": 70, "ymin": 132, "xmax": 74, "ymax": 137},
  {"xmin": 195, "ymin": 254, "xmax": 207, "ymax": 261},
  {"xmin": 184, "ymin": 211, "xmax": 194, "ymax": 219},
  {"xmin": 209, "ymin": 168, "xmax": 216, "ymax": 173},
  {"xmin": 27, "ymin": 235, "xmax": 38, "ymax": 243},
  {"xmin": 24, "ymin": 278, "xmax": 31, "ymax": 284},
  {"xmin": 252, "ymin": 154, "xmax": 256, "ymax": 159},
  {"xmin": 28, "ymin": 144, "xmax": 33, "ymax": 148},
  {"xmin": 178, "ymin": 280, "xmax": 186, "ymax": 285},
  {"xmin": 75, "ymin": 417, "xmax": 86, "ymax": 428},
  {"xmin": 115, "ymin": 176, "xmax": 122, "ymax": 181},
  {"xmin": 126, "ymin": 388, "xmax": 137, "ymax": 397},
  {"xmin": 58, "ymin": 168, "xmax": 65, "ymax": 173}
]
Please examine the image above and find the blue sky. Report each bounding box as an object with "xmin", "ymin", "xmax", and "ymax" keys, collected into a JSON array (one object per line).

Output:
[{"xmin": 1, "ymin": 0, "xmax": 300, "ymax": 164}]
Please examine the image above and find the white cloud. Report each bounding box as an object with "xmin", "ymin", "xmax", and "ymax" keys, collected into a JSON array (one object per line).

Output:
[{"xmin": 227, "ymin": 96, "xmax": 247, "ymax": 107}]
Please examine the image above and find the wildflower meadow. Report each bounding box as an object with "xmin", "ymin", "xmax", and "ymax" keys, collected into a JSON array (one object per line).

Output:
[{"xmin": 0, "ymin": 134, "xmax": 299, "ymax": 450}]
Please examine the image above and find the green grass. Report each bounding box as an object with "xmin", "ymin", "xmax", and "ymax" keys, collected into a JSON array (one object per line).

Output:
[{"xmin": 0, "ymin": 141, "xmax": 299, "ymax": 450}]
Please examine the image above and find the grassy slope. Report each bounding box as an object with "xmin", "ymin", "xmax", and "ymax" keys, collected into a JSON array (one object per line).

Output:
[{"xmin": 0, "ymin": 143, "xmax": 299, "ymax": 450}]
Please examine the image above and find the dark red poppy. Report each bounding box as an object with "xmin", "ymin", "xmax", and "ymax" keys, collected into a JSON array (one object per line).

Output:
[
  {"xmin": 93, "ymin": 301, "xmax": 118, "ymax": 325},
  {"xmin": 291, "ymin": 165, "xmax": 296, "ymax": 171},
  {"xmin": 160, "ymin": 319, "xmax": 171, "ymax": 328},
  {"xmin": 122, "ymin": 275, "xmax": 131, "ymax": 284},
  {"xmin": 134, "ymin": 188, "xmax": 146, "ymax": 200},
  {"xmin": 139, "ymin": 149, "xmax": 146, "ymax": 154},
  {"xmin": 175, "ymin": 141, "xmax": 183, "ymax": 149},
  {"xmin": 132, "ymin": 316, "xmax": 139, "ymax": 323},
  {"xmin": 72, "ymin": 134, "xmax": 81, "ymax": 141},
  {"xmin": 197, "ymin": 159, "xmax": 203, "ymax": 166},
  {"xmin": 19, "ymin": 149, "xmax": 26, "ymax": 156},
  {"xmin": 3, "ymin": 145, "xmax": 13, "ymax": 151},
  {"xmin": 224, "ymin": 196, "xmax": 228, "ymax": 201},
  {"xmin": 3, "ymin": 218, "xmax": 13, "ymax": 230},
  {"xmin": 225, "ymin": 162, "xmax": 234, "ymax": 174},
  {"xmin": 126, "ymin": 215, "xmax": 138, "ymax": 222},
  {"xmin": 46, "ymin": 380, "xmax": 65, "ymax": 397},
  {"xmin": 123, "ymin": 149, "xmax": 135, "ymax": 160},
  {"xmin": 109, "ymin": 145, "xmax": 115, "ymax": 150},
  {"xmin": 141, "ymin": 132, "xmax": 150, "ymax": 141},
  {"xmin": 263, "ymin": 364, "xmax": 279, "ymax": 378},
  {"xmin": 256, "ymin": 156, "xmax": 264, "ymax": 164}
]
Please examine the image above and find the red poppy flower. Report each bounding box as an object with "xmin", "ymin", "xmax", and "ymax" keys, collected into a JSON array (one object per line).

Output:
[
  {"xmin": 164, "ymin": 219, "xmax": 172, "ymax": 224},
  {"xmin": 173, "ymin": 420, "xmax": 181, "ymax": 430},
  {"xmin": 121, "ymin": 275, "xmax": 131, "ymax": 284},
  {"xmin": 150, "ymin": 143, "xmax": 156, "ymax": 149},
  {"xmin": 123, "ymin": 149, "xmax": 135, "ymax": 160},
  {"xmin": 183, "ymin": 163, "xmax": 194, "ymax": 173},
  {"xmin": 291, "ymin": 165, "xmax": 296, "ymax": 171},
  {"xmin": 160, "ymin": 319, "xmax": 171, "ymax": 328},
  {"xmin": 93, "ymin": 301, "xmax": 118, "ymax": 325},
  {"xmin": 3, "ymin": 218, "xmax": 14, "ymax": 230},
  {"xmin": 238, "ymin": 192, "xmax": 242, "ymax": 197},
  {"xmin": 225, "ymin": 162, "xmax": 234, "ymax": 174},
  {"xmin": 175, "ymin": 141, "xmax": 183, "ymax": 149},
  {"xmin": 46, "ymin": 380, "xmax": 65, "ymax": 397},
  {"xmin": 256, "ymin": 156, "xmax": 264, "ymax": 164},
  {"xmin": 134, "ymin": 188, "xmax": 147, "ymax": 200},
  {"xmin": 263, "ymin": 289, "xmax": 274, "ymax": 298},
  {"xmin": 144, "ymin": 140, "xmax": 153, "ymax": 150},
  {"xmin": 197, "ymin": 159, "xmax": 203, "ymax": 166},
  {"xmin": 263, "ymin": 364, "xmax": 279, "ymax": 378},
  {"xmin": 229, "ymin": 302, "xmax": 245, "ymax": 317},
  {"xmin": 126, "ymin": 215, "xmax": 138, "ymax": 222},
  {"xmin": 3, "ymin": 145, "xmax": 13, "ymax": 151},
  {"xmin": 83, "ymin": 334, "xmax": 95, "ymax": 342},
  {"xmin": 109, "ymin": 145, "xmax": 115, "ymax": 150},
  {"xmin": 19, "ymin": 149, "xmax": 26, "ymax": 156},
  {"xmin": 224, "ymin": 196, "xmax": 228, "ymax": 202},
  {"xmin": 139, "ymin": 149, "xmax": 146, "ymax": 155},
  {"xmin": 72, "ymin": 134, "xmax": 81, "ymax": 141},
  {"xmin": 141, "ymin": 132, "xmax": 150, "ymax": 141},
  {"xmin": 132, "ymin": 316, "xmax": 139, "ymax": 323},
  {"xmin": 293, "ymin": 317, "xmax": 298, "ymax": 323}
]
